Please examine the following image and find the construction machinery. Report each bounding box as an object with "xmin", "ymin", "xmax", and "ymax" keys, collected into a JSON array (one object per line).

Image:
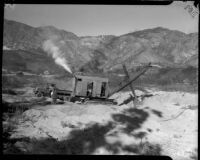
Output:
[
  {"xmin": 33, "ymin": 83, "xmax": 71, "ymax": 100},
  {"xmin": 33, "ymin": 83, "xmax": 52, "ymax": 97},
  {"xmin": 34, "ymin": 63, "xmax": 152, "ymax": 104}
]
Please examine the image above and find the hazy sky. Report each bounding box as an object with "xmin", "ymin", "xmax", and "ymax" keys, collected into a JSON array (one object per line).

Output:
[{"xmin": 4, "ymin": 2, "xmax": 199, "ymax": 36}]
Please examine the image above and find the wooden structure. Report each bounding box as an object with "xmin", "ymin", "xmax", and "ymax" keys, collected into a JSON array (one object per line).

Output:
[{"xmin": 72, "ymin": 75, "xmax": 109, "ymax": 98}]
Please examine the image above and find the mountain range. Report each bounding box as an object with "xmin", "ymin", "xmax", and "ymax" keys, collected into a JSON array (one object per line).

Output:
[{"xmin": 3, "ymin": 19, "xmax": 198, "ymax": 75}]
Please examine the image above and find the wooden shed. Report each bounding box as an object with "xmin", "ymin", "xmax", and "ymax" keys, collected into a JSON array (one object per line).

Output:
[{"xmin": 72, "ymin": 75, "xmax": 109, "ymax": 98}]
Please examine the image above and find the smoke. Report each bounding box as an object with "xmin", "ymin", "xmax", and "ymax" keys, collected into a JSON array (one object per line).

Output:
[{"xmin": 43, "ymin": 39, "xmax": 72, "ymax": 74}]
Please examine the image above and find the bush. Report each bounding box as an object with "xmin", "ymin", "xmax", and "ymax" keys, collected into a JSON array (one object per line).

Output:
[
  {"xmin": 140, "ymin": 142, "xmax": 162, "ymax": 155},
  {"xmin": 2, "ymin": 76, "xmax": 25, "ymax": 88},
  {"xmin": 16, "ymin": 71, "xmax": 24, "ymax": 76},
  {"xmin": 2, "ymin": 89, "xmax": 17, "ymax": 95}
]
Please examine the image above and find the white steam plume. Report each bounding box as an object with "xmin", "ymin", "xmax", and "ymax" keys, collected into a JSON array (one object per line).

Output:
[{"xmin": 43, "ymin": 39, "xmax": 72, "ymax": 74}]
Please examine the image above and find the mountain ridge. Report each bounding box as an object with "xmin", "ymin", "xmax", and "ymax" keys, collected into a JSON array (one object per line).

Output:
[{"xmin": 3, "ymin": 19, "xmax": 198, "ymax": 74}]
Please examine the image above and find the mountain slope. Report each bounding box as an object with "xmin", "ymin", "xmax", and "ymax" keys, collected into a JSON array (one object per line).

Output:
[
  {"xmin": 97, "ymin": 27, "xmax": 198, "ymax": 70},
  {"xmin": 2, "ymin": 50, "xmax": 69, "ymax": 75},
  {"xmin": 3, "ymin": 19, "xmax": 198, "ymax": 74}
]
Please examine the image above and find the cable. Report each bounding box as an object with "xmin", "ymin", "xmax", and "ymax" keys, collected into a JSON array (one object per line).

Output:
[{"xmin": 160, "ymin": 107, "xmax": 189, "ymax": 122}]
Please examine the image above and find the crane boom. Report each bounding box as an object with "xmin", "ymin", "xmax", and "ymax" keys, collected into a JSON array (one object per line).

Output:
[
  {"xmin": 108, "ymin": 63, "xmax": 152, "ymax": 98},
  {"xmin": 122, "ymin": 64, "xmax": 137, "ymax": 100}
]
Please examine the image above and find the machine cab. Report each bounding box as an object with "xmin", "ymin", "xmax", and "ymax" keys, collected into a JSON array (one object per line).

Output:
[{"xmin": 72, "ymin": 74, "xmax": 109, "ymax": 98}]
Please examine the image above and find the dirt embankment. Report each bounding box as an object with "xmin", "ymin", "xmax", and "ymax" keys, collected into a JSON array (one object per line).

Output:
[{"xmin": 3, "ymin": 89, "xmax": 198, "ymax": 159}]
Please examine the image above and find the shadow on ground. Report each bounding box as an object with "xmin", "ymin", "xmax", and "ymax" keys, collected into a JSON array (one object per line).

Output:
[
  {"xmin": 150, "ymin": 109, "xmax": 163, "ymax": 118},
  {"xmin": 119, "ymin": 94, "xmax": 135, "ymax": 106},
  {"xmin": 112, "ymin": 108, "xmax": 149, "ymax": 134},
  {"xmin": 119, "ymin": 93, "xmax": 153, "ymax": 106},
  {"xmin": 3, "ymin": 105, "xmax": 162, "ymax": 155}
]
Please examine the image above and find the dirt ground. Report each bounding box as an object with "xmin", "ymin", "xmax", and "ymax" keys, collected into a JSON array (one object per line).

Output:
[{"xmin": 3, "ymin": 87, "xmax": 198, "ymax": 159}]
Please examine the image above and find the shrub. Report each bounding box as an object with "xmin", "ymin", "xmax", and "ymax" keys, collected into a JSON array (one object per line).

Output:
[
  {"xmin": 140, "ymin": 142, "xmax": 162, "ymax": 155},
  {"xmin": 16, "ymin": 71, "xmax": 24, "ymax": 76},
  {"xmin": 2, "ymin": 89, "xmax": 17, "ymax": 95}
]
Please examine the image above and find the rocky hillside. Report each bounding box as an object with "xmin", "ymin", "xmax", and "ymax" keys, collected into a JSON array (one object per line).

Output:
[
  {"xmin": 3, "ymin": 19, "xmax": 198, "ymax": 74},
  {"xmin": 2, "ymin": 50, "xmax": 70, "ymax": 75},
  {"xmin": 99, "ymin": 27, "xmax": 198, "ymax": 71}
]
